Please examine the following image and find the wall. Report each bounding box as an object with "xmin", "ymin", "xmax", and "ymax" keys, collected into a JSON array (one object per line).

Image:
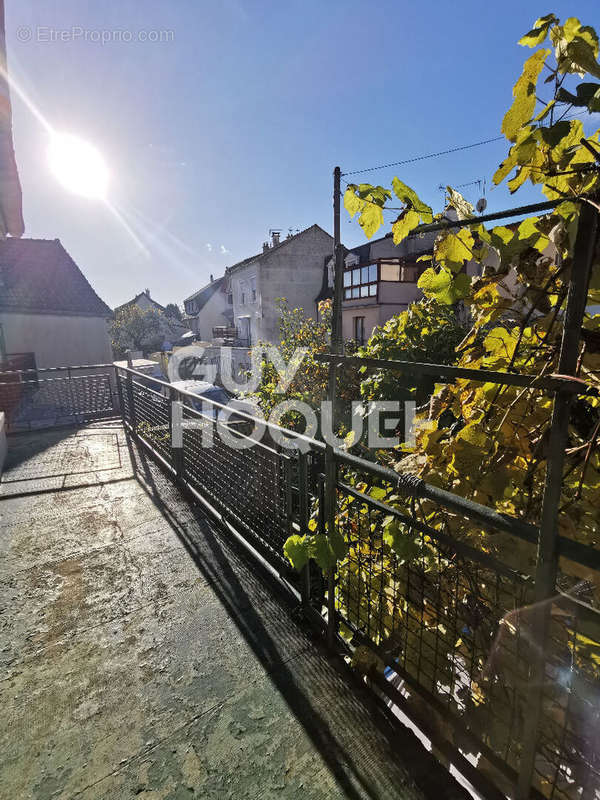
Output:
[
  {"xmin": 0, "ymin": 312, "xmax": 113, "ymax": 368},
  {"xmin": 0, "ymin": 412, "xmax": 6, "ymax": 477},
  {"xmin": 230, "ymin": 226, "xmax": 333, "ymax": 344},
  {"xmin": 230, "ymin": 261, "xmax": 261, "ymax": 344},
  {"xmin": 342, "ymin": 302, "xmax": 411, "ymax": 342},
  {"xmin": 131, "ymin": 293, "xmax": 160, "ymax": 313},
  {"xmin": 190, "ymin": 290, "xmax": 230, "ymax": 342}
]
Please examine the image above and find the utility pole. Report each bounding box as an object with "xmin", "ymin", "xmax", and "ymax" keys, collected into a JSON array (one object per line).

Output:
[
  {"xmin": 325, "ymin": 165, "xmax": 345, "ymax": 647},
  {"xmin": 327, "ymin": 166, "xmax": 344, "ymax": 409}
]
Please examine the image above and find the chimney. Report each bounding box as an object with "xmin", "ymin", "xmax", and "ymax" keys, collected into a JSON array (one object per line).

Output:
[
  {"xmin": 272, "ymin": 231, "xmax": 280, "ymax": 247},
  {"xmin": 144, "ymin": 288, "xmax": 150, "ymax": 297},
  {"xmin": 209, "ymin": 273, "xmax": 214, "ymax": 282},
  {"xmin": 262, "ymin": 241, "xmax": 270, "ymax": 253}
]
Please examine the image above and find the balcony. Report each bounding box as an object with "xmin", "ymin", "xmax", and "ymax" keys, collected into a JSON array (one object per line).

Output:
[{"xmin": 0, "ymin": 418, "xmax": 466, "ymax": 799}]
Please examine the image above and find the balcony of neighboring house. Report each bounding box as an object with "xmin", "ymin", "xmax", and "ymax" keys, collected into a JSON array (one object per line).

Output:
[{"xmin": 342, "ymin": 257, "xmax": 423, "ymax": 343}]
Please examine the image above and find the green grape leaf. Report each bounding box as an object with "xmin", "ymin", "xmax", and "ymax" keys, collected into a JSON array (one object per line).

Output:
[
  {"xmin": 418, "ymin": 268, "xmax": 471, "ymax": 304},
  {"xmin": 392, "ymin": 177, "xmax": 433, "ymax": 222},
  {"xmin": 359, "ymin": 202, "xmax": 384, "ymax": 239},
  {"xmin": 344, "ymin": 187, "xmax": 364, "ymax": 218},
  {"xmin": 392, "ymin": 209, "xmax": 420, "ymax": 244},
  {"xmin": 502, "ymin": 49, "xmax": 549, "ymax": 142},
  {"xmin": 434, "ymin": 228, "xmax": 474, "ymax": 272},
  {"xmin": 283, "ymin": 535, "xmax": 311, "ymax": 572},
  {"xmin": 519, "ymin": 14, "xmax": 557, "ymax": 47}
]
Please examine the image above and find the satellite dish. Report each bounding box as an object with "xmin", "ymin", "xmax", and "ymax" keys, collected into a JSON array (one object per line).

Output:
[{"xmin": 476, "ymin": 197, "xmax": 487, "ymax": 214}]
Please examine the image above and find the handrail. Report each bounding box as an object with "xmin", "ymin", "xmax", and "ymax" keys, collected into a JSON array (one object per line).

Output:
[
  {"xmin": 117, "ymin": 364, "xmax": 327, "ymax": 451},
  {"xmin": 120, "ymin": 365, "xmax": 600, "ymax": 569},
  {"xmin": 0, "ymin": 363, "xmax": 115, "ymax": 376},
  {"xmin": 314, "ymin": 353, "xmax": 598, "ymax": 396},
  {"xmin": 333, "ymin": 446, "xmax": 539, "ymax": 541}
]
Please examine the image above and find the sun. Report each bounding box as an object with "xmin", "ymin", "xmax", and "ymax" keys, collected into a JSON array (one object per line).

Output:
[{"xmin": 47, "ymin": 132, "xmax": 109, "ymax": 200}]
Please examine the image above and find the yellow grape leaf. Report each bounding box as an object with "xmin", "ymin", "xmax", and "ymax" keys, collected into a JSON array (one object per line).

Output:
[{"xmin": 502, "ymin": 49, "xmax": 549, "ymax": 142}]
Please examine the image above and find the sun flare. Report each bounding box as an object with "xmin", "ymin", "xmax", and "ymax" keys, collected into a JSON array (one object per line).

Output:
[{"xmin": 47, "ymin": 133, "xmax": 109, "ymax": 200}]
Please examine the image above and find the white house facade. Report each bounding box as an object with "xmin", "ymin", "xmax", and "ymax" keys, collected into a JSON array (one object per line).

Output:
[{"xmin": 183, "ymin": 276, "xmax": 232, "ymax": 342}]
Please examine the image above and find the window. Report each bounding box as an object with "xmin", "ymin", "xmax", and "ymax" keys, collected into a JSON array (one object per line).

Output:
[
  {"xmin": 380, "ymin": 259, "xmax": 418, "ymax": 282},
  {"xmin": 227, "ymin": 293, "xmax": 233, "ymax": 305},
  {"xmin": 241, "ymin": 292, "xmax": 246, "ymax": 305},
  {"xmin": 380, "ymin": 261, "xmax": 400, "ymax": 281},
  {"xmin": 249, "ymin": 275, "xmax": 257, "ymax": 302},
  {"xmin": 343, "ymin": 262, "xmax": 377, "ymax": 300},
  {"xmin": 353, "ymin": 316, "xmax": 365, "ymax": 345}
]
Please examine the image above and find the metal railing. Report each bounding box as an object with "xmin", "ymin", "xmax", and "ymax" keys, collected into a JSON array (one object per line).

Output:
[
  {"xmin": 116, "ymin": 367, "xmax": 294, "ymax": 573},
  {"xmin": 0, "ymin": 364, "xmax": 119, "ymax": 432},
  {"xmin": 116, "ymin": 346, "xmax": 600, "ymax": 800}
]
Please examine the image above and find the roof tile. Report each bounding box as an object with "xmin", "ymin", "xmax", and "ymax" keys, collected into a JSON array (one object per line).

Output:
[{"xmin": 0, "ymin": 238, "xmax": 111, "ymax": 316}]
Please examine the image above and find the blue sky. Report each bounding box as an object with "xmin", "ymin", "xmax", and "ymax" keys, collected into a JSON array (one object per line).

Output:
[{"xmin": 5, "ymin": 1, "xmax": 600, "ymax": 308}]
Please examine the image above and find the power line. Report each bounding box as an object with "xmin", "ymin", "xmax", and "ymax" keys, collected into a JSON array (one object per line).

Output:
[
  {"xmin": 342, "ymin": 106, "xmax": 598, "ymax": 179},
  {"xmin": 341, "ymin": 136, "xmax": 505, "ymax": 177}
]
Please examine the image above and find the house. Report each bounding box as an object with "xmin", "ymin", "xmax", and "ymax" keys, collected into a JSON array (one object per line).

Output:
[
  {"xmin": 183, "ymin": 275, "xmax": 232, "ymax": 342},
  {"xmin": 0, "ymin": 237, "xmax": 113, "ymax": 369},
  {"xmin": 335, "ymin": 211, "xmax": 482, "ymax": 345},
  {"xmin": 115, "ymin": 289, "xmax": 166, "ymax": 315},
  {"xmin": 337, "ymin": 231, "xmax": 436, "ymax": 345},
  {"xmin": 224, "ymin": 225, "xmax": 334, "ymax": 345},
  {"xmin": 115, "ymin": 290, "xmax": 190, "ymax": 351}
]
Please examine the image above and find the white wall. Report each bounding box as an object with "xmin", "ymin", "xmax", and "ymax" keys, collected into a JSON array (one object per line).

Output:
[
  {"xmin": 0, "ymin": 312, "xmax": 113, "ymax": 368},
  {"xmin": 192, "ymin": 290, "xmax": 231, "ymax": 341}
]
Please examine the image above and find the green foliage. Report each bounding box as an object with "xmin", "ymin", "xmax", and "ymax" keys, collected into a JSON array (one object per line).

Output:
[
  {"xmin": 358, "ymin": 298, "xmax": 470, "ymax": 405},
  {"xmin": 336, "ymin": 15, "xmax": 600, "ymax": 788},
  {"xmin": 501, "ymin": 48, "xmax": 549, "ymax": 142},
  {"xmin": 250, "ymin": 298, "xmax": 360, "ymax": 428},
  {"xmin": 110, "ymin": 305, "xmax": 162, "ymax": 357},
  {"xmin": 284, "ymin": 531, "xmax": 347, "ymax": 573},
  {"xmin": 164, "ymin": 303, "xmax": 183, "ymax": 321},
  {"xmin": 250, "ymin": 298, "xmax": 333, "ymax": 420}
]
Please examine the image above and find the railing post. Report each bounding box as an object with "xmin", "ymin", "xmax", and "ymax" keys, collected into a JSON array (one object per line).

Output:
[
  {"xmin": 517, "ymin": 199, "xmax": 599, "ymax": 798},
  {"xmin": 115, "ymin": 365, "xmax": 125, "ymax": 419},
  {"xmin": 298, "ymin": 451, "xmax": 311, "ymax": 609},
  {"xmin": 283, "ymin": 454, "xmax": 293, "ymax": 537},
  {"xmin": 170, "ymin": 386, "xmax": 184, "ymax": 480},
  {"xmin": 324, "ymin": 443, "xmax": 338, "ymax": 648},
  {"xmin": 125, "ymin": 350, "xmax": 137, "ymax": 432}
]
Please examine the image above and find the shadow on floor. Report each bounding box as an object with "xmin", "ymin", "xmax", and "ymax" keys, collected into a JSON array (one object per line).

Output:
[{"xmin": 123, "ymin": 432, "xmax": 469, "ymax": 800}]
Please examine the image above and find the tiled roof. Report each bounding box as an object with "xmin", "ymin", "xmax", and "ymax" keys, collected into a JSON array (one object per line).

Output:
[
  {"xmin": 183, "ymin": 276, "xmax": 224, "ymax": 309},
  {"xmin": 0, "ymin": 237, "xmax": 112, "ymax": 316},
  {"xmin": 114, "ymin": 292, "xmax": 165, "ymax": 313},
  {"xmin": 225, "ymin": 224, "xmax": 332, "ymax": 275}
]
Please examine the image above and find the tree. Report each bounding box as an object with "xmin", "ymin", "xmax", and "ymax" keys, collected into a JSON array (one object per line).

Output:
[
  {"xmin": 110, "ymin": 305, "xmax": 162, "ymax": 357},
  {"xmin": 164, "ymin": 303, "xmax": 183, "ymax": 321},
  {"xmin": 251, "ymin": 298, "xmax": 333, "ymax": 427},
  {"xmin": 358, "ymin": 298, "xmax": 469, "ymax": 407}
]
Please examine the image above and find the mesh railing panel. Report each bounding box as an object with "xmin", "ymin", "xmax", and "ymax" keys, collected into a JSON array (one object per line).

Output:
[
  {"xmin": 181, "ymin": 405, "xmax": 290, "ymax": 567},
  {"xmin": 333, "ymin": 478, "xmax": 534, "ymax": 781},
  {"xmin": 533, "ymin": 597, "xmax": 600, "ymax": 799},
  {"xmin": 130, "ymin": 380, "xmax": 173, "ymax": 466},
  {"xmin": 0, "ymin": 370, "xmax": 116, "ymax": 430},
  {"xmin": 121, "ymin": 374, "xmax": 291, "ymax": 570}
]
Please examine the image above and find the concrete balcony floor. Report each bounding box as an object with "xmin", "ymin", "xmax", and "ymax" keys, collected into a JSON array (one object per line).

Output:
[{"xmin": 0, "ymin": 422, "xmax": 468, "ymax": 800}]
